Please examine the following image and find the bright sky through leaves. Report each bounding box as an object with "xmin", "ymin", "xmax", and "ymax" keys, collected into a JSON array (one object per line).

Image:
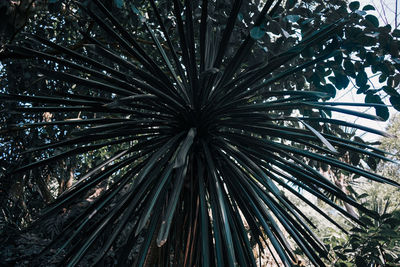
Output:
[{"xmin": 332, "ymin": 0, "xmax": 399, "ymax": 141}]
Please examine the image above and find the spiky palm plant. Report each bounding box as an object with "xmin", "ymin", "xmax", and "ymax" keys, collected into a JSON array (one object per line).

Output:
[{"xmin": 2, "ymin": 0, "xmax": 399, "ymax": 266}]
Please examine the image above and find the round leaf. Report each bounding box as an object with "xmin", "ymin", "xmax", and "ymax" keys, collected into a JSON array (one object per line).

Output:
[
  {"xmin": 334, "ymin": 71, "xmax": 350, "ymax": 89},
  {"xmin": 344, "ymin": 60, "xmax": 355, "ymax": 76},
  {"xmin": 286, "ymin": 0, "xmax": 297, "ymax": 9},
  {"xmin": 365, "ymin": 94, "xmax": 389, "ymax": 120},
  {"xmin": 349, "ymin": 1, "xmax": 360, "ymax": 11},
  {"xmin": 250, "ymin": 26, "xmax": 266, "ymax": 40},
  {"xmin": 365, "ymin": 15, "xmax": 379, "ymax": 27},
  {"xmin": 362, "ymin": 5, "xmax": 375, "ymax": 11},
  {"xmin": 237, "ymin": 13, "xmax": 243, "ymax": 21},
  {"xmin": 114, "ymin": 0, "xmax": 124, "ymax": 8},
  {"xmin": 324, "ymin": 84, "xmax": 337, "ymax": 98},
  {"xmin": 393, "ymin": 29, "xmax": 400, "ymax": 38},
  {"xmin": 356, "ymin": 71, "xmax": 368, "ymax": 87}
]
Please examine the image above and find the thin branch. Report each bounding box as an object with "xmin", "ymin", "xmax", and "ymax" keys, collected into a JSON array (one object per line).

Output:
[
  {"xmin": 396, "ymin": 0, "xmax": 398, "ymax": 29},
  {"xmin": 371, "ymin": 0, "xmax": 388, "ymax": 26},
  {"xmin": 380, "ymin": 0, "xmax": 389, "ymax": 25}
]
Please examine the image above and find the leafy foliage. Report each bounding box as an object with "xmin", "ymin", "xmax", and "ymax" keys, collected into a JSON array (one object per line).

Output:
[
  {"xmin": 282, "ymin": 0, "xmax": 400, "ymax": 115},
  {"xmin": 1, "ymin": 0, "xmax": 399, "ymax": 266},
  {"xmin": 329, "ymin": 205, "xmax": 400, "ymax": 266},
  {"xmin": 302, "ymin": 114, "xmax": 400, "ymax": 267}
]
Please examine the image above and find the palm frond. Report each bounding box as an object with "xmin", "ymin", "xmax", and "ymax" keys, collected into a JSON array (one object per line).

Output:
[{"xmin": 3, "ymin": 0, "xmax": 399, "ymax": 266}]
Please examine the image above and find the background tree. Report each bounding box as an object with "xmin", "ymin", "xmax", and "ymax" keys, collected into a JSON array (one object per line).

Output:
[{"xmin": 296, "ymin": 114, "xmax": 400, "ymax": 266}]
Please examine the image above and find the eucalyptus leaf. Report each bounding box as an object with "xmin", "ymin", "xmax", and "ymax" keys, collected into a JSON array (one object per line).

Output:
[
  {"xmin": 365, "ymin": 14, "xmax": 379, "ymax": 27},
  {"xmin": 250, "ymin": 26, "xmax": 266, "ymax": 40},
  {"xmin": 362, "ymin": 5, "xmax": 375, "ymax": 11},
  {"xmin": 349, "ymin": 1, "xmax": 360, "ymax": 11}
]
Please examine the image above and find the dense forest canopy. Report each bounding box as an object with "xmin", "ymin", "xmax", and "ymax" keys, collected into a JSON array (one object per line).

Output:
[{"xmin": 1, "ymin": 0, "xmax": 400, "ymax": 266}]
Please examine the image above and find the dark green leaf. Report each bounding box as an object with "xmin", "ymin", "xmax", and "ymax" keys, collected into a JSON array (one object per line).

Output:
[
  {"xmin": 393, "ymin": 29, "xmax": 400, "ymax": 37},
  {"xmin": 250, "ymin": 26, "xmax": 266, "ymax": 40},
  {"xmin": 349, "ymin": 1, "xmax": 360, "ymax": 11},
  {"xmin": 365, "ymin": 14, "xmax": 379, "ymax": 27},
  {"xmin": 285, "ymin": 0, "xmax": 296, "ymax": 9},
  {"xmin": 362, "ymin": 5, "xmax": 375, "ymax": 11},
  {"xmin": 355, "ymin": 255, "xmax": 367, "ymax": 266},
  {"xmin": 356, "ymin": 71, "xmax": 368, "ymax": 87},
  {"xmin": 382, "ymin": 86, "xmax": 400, "ymax": 97},
  {"xmin": 365, "ymin": 94, "xmax": 389, "ymax": 120},
  {"xmin": 334, "ymin": 71, "xmax": 350, "ymax": 89},
  {"xmin": 114, "ymin": 0, "xmax": 123, "ymax": 8},
  {"xmin": 286, "ymin": 14, "xmax": 300, "ymax": 22},
  {"xmin": 390, "ymin": 96, "xmax": 400, "ymax": 110}
]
